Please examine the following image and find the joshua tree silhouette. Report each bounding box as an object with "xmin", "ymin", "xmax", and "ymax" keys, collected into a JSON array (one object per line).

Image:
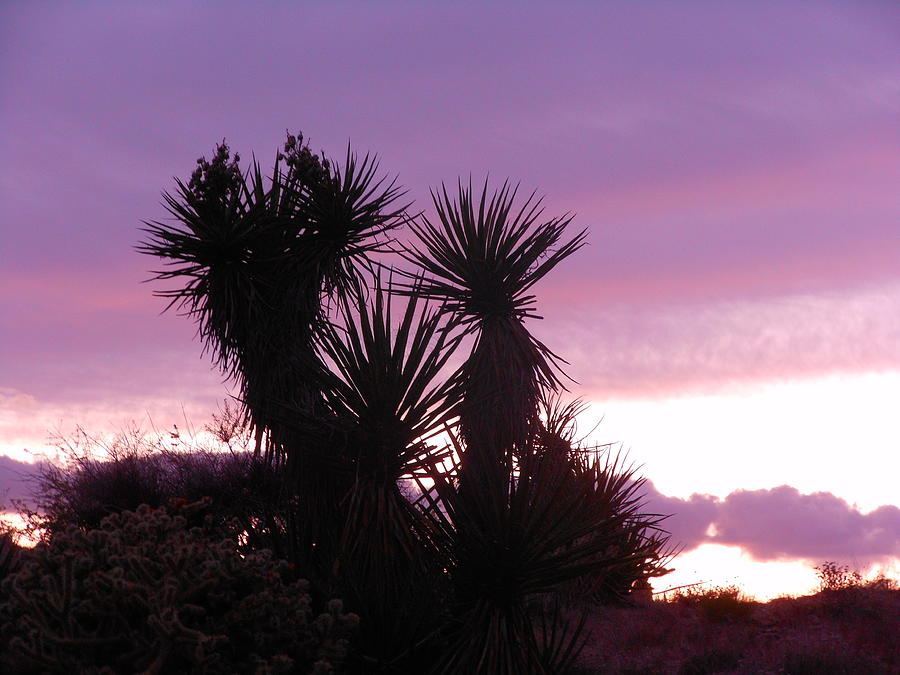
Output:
[{"xmin": 138, "ymin": 131, "xmax": 672, "ymax": 674}]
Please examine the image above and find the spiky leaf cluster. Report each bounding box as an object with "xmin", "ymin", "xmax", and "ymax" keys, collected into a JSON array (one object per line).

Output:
[
  {"xmin": 318, "ymin": 276, "xmax": 461, "ymax": 482},
  {"xmin": 403, "ymin": 180, "xmax": 586, "ymax": 328},
  {"xmin": 412, "ymin": 420, "xmax": 672, "ymax": 674},
  {"xmin": 401, "ymin": 180, "xmax": 587, "ymax": 475},
  {"xmin": 138, "ymin": 134, "xmax": 407, "ymax": 459}
]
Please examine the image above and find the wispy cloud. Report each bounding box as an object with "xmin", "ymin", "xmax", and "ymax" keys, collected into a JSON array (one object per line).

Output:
[
  {"xmin": 0, "ymin": 383, "xmax": 227, "ymax": 464},
  {"xmin": 540, "ymin": 281, "xmax": 900, "ymax": 399}
]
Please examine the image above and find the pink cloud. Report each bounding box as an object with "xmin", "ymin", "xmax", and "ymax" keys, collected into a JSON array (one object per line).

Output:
[
  {"xmin": 0, "ymin": 271, "xmax": 151, "ymax": 314},
  {"xmin": 536, "ymin": 281, "xmax": 900, "ymax": 399},
  {"xmin": 643, "ymin": 481, "xmax": 900, "ymax": 564},
  {"xmin": 544, "ymin": 136, "xmax": 900, "ymax": 310},
  {"xmin": 713, "ymin": 486, "xmax": 900, "ymax": 561}
]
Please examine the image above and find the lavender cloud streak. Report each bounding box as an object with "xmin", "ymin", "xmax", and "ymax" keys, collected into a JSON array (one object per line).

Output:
[{"xmin": 644, "ymin": 481, "xmax": 900, "ymax": 562}]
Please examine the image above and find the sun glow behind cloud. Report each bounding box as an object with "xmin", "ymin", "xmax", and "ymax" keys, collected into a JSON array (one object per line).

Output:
[
  {"xmin": 651, "ymin": 544, "xmax": 821, "ymax": 601},
  {"xmin": 652, "ymin": 544, "xmax": 900, "ymax": 602},
  {"xmin": 575, "ymin": 370, "xmax": 900, "ymax": 599}
]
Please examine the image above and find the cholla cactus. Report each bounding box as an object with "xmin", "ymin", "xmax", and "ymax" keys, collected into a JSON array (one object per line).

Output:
[
  {"xmin": 0, "ymin": 500, "xmax": 358, "ymax": 674},
  {"xmin": 0, "ymin": 531, "xmax": 24, "ymax": 582}
]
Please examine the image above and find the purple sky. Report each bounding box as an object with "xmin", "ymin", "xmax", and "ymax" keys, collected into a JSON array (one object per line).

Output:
[{"xmin": 1, "ymin": 2, "xmax": 898, "ymax": 587}]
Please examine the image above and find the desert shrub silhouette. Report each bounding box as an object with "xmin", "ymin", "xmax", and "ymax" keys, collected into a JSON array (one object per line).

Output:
[
  {"xmin": 810, "ymin": 561, "xmax": 899, "ymax": 624},
  {"xmin": 671, "ymin": 584, "xmax": 756, "ymax": 623},
  {"xmin": 814, "ymin": 561, "xmax": 863, "ymax": 591},
  {"xmin": 677, "ymin": 647, "xmax": 742, "ymax": 675},
  {"xmin": 0, "ymin": 129, "xmax": 676, "ymax": 674},
  {"xmin": 0, "ymin": 499, "xmax": 357, "ymax": 674},
  {"xmin": 0, "ymin": 529, "xmax": 26, "ymax": 584},
  {"xmin": 782, "ymin": 649, "xmax": 883, "ymax": 675},
  {"xmin": 24, "ymin": 424, "xmax": 285, "ymax": 555}
]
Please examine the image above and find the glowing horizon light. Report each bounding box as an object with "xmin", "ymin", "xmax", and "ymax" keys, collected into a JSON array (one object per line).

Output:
[
  {"xmin": 2, "ymin": 371, "xmax": 898, "ymax": 600},
  {"xmin": 651, "ymin": 543, "xmax": 900, "ymax": 602},
  {"xmin": 576, "ymin": 370, "xmax": 900, "ymax": 600},
  {"xmin": 651, "ymin": 544, "xmax": 821, "ymax": 601},
  {"xmin": 579, "ymin": 370, "xmax": 900, "ymax": 513}
]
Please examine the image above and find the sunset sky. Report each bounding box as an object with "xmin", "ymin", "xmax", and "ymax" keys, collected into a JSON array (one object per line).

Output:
[{"xmin": 1, "ymin": 2, "xmax": 898, "ymax": 599}]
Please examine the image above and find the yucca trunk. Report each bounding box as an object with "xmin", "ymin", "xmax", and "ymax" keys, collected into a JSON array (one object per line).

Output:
[{"xmin": 458, "ymin": 316, "xmax": 548, "ymax": 494}]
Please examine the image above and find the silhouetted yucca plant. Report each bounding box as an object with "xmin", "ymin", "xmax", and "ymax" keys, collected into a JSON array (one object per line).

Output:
[
  {"xmin": 136, "ymin": 132, "xmax": 672, "ymax": 673},
  {"xmin": 414, "ymin": 429, "xmax": 655, "ymax": 674},
  {"xmin": 564, "ymin": 448, "xmax": 675, "ymax": 605},
  {"xmin": 533, "ymin": 395, "xmax": 673, "ymax": 605},
  {"xmin": 410, "ymin": 399, "xmax": 672, "ymax": 674},
  {"xmin": 396, "ymin": 180, "xmax": 672, "ymax": 672},
  {"xmin": 308, "ymin": 277, "xmax": 463, "ymax": 670},
  {"xmin": 400, "ymin": 180, "xmax": 586, "ymax": 491},
  {"xmin": 138, "ymin": 135, "xmax": 416, "ymax": 645},
  {"xmin": 139, "ymin": 133, "xmax": 406, "ymax": 467}
]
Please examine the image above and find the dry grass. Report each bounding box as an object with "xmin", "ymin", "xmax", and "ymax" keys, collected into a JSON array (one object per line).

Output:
[{"xmin": 570, "ymin": 580, "xmax": 899, "ymax": 674}]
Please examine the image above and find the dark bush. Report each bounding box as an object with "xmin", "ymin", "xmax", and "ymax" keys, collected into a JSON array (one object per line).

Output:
[
  {"xmin": 0, "ymin": 530, "xmax": 26, "ymax": 583},
  {"xmin": 671, "ymin": 585, "xmax": 756, "ymax": 623},
  {"xmin": 678, "ymin": 648, "xmax": 742, "ymax": 674},
  {"xmin": 25, "ymin": 425, "xmax": 286, "ymax": 555},
  {"xmin": 0, "ymin": 500, "xmax": 357, "ymax": 674},
  {"xmin": 783, "ymin": 649, "xmax": 883, "ymax": 675},
  {"xmin": 815, "ymin": 561, "xmax": 862, "ymax": 591}
]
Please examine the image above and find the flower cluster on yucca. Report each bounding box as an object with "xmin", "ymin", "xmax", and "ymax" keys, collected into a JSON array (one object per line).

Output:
[{"xmin": 130, "ymin": 131, "xmax": 672, "ymax": 673}]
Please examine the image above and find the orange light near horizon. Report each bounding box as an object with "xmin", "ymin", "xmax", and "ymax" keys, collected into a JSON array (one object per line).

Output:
[
  {"xmin": 651, "ymin": 544, "xmax": 820, "ymax": 601},
  {"xmin": 652, "ymin": 543, "xmax": 900, "ymax": 602},
  {"xmin": 573, "ymin": 371, "xmax": 900, "ymax": 600}
]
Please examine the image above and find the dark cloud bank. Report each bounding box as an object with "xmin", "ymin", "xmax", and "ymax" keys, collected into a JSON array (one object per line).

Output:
[
  {"xmin": 2, "ymin": 455, "xmax": 897, "ymax": 565},
  {"xmin": 644, "ymin": 481, "xmax": 900, "ymax": 563},
  {"xmin": 0, "ymin": 455, "xmax": 41, "ymax": 509}
]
